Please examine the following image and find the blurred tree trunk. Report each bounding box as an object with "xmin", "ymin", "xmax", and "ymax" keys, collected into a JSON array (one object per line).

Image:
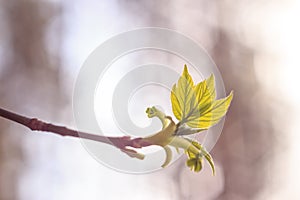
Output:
[
  {"xmin": 0, "ymin": 0, "xmax": 63, "ymax": 199},
  {"xmin": 211, "ymin": 30, "xmax": 275, "ymax": 200}
]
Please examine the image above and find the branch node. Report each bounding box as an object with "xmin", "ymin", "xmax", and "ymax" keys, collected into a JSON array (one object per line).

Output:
[{"xmin": 28, "ymin": 118, "xmax": 44, "ymax": 131}]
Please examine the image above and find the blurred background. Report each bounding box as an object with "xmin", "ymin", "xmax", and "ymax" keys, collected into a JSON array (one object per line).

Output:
[{"xmin": 0, "ymin": 0, "xmax": 300, "ymax": 200}]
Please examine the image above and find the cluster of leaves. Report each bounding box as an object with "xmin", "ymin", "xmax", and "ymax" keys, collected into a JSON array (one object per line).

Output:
[
  {"xmin": 170, "ymin": 65, "xmax": 233, "ymax": 174},
  {"xmin": 143, "ymin": 65, "xmax": 233, "ymax": 175},
  {"xmin": 171, "ymin": 65, "xmax": 233, "ymax": 129}
]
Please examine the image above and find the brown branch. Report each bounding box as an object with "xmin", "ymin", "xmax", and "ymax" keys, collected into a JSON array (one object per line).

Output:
[{"xmin": 0, "ymin": 107, "xmax": 152, "ymax": 151}]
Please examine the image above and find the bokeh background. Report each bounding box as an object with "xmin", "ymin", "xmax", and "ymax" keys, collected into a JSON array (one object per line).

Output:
[{"xmin": 0, "ymin": 0, "xmax": 299, "ymax": 200}]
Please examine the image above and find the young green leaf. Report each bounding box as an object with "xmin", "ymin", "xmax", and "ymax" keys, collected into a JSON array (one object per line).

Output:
[
  {"xmin": 194, "ymin": 74, "xmax": 215, "ymax": 114},
  {"xmin": 186, "ymin": 157, "xmax": 203, "ymax": 172},
  {"xmin": 184, "ymin": 139, "xmax": 215, "ymax": 175},
  {"xmin": 187, "ymin": 91, "xmax": 233, "ymax": 129},
  {"xmin": 171, "ymin": 65, "xmax": 233, "ymax": 129},
  {"xmin": 171, "ymin": 64, "xmax": 198, "ymax": 122}
]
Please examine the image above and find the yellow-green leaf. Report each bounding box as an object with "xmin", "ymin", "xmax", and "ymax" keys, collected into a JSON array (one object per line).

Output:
[
  {"xmin": 194, "ymin": 74, "xmax": 215, "ymax": 112},
  {"xmin": 184, "ymin": 139, "xmax": 215, "ymax": 175},
  {"xmin": 186, "ymin": 157, "xmax": 203, "ymax": 172},
  {"xmin": 187, "ymin": 91, "xmax": 233, "ymax": 129},
  {"xmin": 171, "ymin": 64, "xmax": 197, "ymax": 122}
]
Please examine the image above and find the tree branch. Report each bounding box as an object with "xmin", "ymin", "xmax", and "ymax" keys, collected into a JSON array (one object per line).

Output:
[{"xmin": 0, "ymin": 107, "xmax": 152, "ymax": 151}]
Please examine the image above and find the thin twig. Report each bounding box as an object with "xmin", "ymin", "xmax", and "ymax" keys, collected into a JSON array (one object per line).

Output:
[{"xmin": 0, "ymin": 107, "xmax": 151, "ymax": 151}]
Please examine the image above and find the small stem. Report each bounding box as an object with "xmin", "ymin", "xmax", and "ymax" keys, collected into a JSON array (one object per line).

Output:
[{"xmin": 0, "ymin": 107, "xmax": 152, "ymax": 150}]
